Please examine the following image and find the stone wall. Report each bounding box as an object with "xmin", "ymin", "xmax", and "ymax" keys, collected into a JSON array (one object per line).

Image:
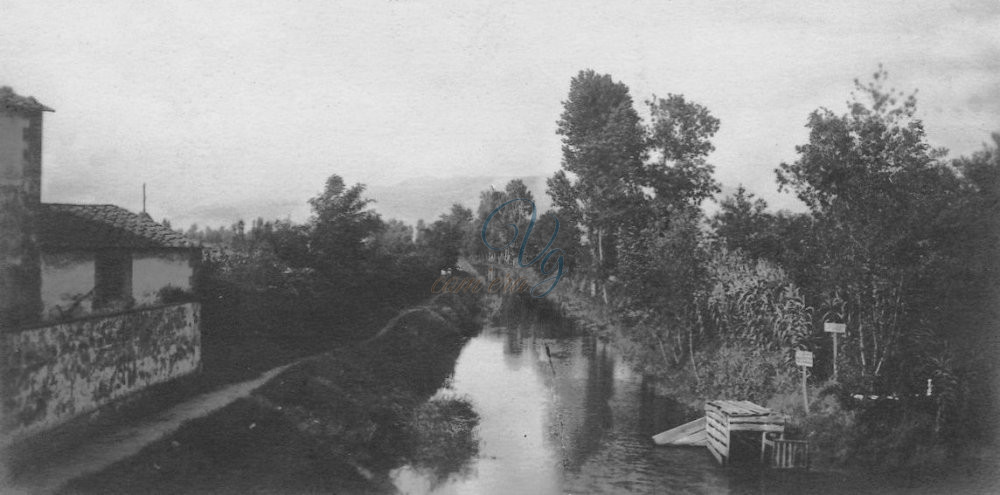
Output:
[
  {"xmin": 0, "ymin": 302, "xmax": 201, "ymax": 445},
  {"xmin": 0, "ymin": 110, "xmax": 43, "ymax": 327}
]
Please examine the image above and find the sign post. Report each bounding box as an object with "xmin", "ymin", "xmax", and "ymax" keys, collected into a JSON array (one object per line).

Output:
[
  {"xmin": 795, "ymin": 350, "xmax": 814, "ymax": 414},
  {"xmin": 824, "ymin": 322, "xmax": 846, "ymax": 381}
]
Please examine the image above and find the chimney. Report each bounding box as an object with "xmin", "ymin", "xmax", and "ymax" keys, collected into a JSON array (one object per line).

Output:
[{"xmin": 0, "ymin": 86, "xmax": 52, "ymax": 327}]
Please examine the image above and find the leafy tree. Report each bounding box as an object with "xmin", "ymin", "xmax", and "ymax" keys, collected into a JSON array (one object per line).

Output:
[
  {"xmin": 944, "ymin": 133, "xmax": 1000, "ymax": 336},
  {"xmin": 307, "ymin": 175, "xmax": 383, "ymax": 276},
  {"xmin": 374, "ymin": 218, "xmax": 416, "ymax": 259},
  {"xmin": 549, "ymin": 70, "xmax": 647, "ymax": 292},
  {"xmin": 503, "ymin": 179, "xmax": 534, "ymax": 204},
  {"xmin": 711, "ymin": 185, "xmax": 782, "ymax": 260},
  {"xmin": 614, "ymin": 206, "xmax": 708, "ymax": 369},
  {"xmin": 268, "ymin": 220, "xmax": 312, "ymax": 269},
  {"xmin": 419, "ymin": 203, "xmax": 474, "ymax": 270},
  {"xmin": 501, "ymin": 179, "xmax": 536, "ymax": 238},
  {"xmin": 475, "ymin": 187, "xmax": 506, "ymax": 219},
  {"xmin": 775, "ymin": 67, "xmax": 959, "ymax": 389},
  {"xmin": 473, "ymin": 179, "xmax": 557, "ymax": 266},
  {"xmin": 923, "ymin": 134, "xmax": 1000, "ymax": 436},
  {"xmin": 474, "ymin": 180, "xmax": 537, "ymax": 264},
  {"xmin": 519, "ymin": 209, "xmax": 578, "ymax": 273},
  {"xmin": 766, "ymin": 211, "xmax": 824, "ymax": 295},
  {"xmin": 414, "ymin": 219, "xmax": 428, "ymax": 245},
  {"xmin": 549, "ymin": 71, "xmax": 726, "ymax": 306},
  {"xmin": 645, "ymin": 94, "xmax": 721, "ymax": 213},
  {"xmin": 612, "ymin": 89, "xmax": 722, "ymax": 364}
]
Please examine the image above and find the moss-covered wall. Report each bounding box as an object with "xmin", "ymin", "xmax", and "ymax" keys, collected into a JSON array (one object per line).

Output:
[{"xmin": 0, "ymin": 302, "xmax": 200, "ymax": 445}]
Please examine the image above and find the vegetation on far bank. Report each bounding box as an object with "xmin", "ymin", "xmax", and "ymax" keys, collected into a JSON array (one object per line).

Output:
[
  {"xmin": 183, "ymin": 175, "xmax": 487, "ymax": 386},
  {"xmin": 496, "ymin": 66, "xmax": 999, "ymax": 471}
]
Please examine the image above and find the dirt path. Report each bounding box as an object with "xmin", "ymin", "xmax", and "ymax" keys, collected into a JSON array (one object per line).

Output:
[{"xmin": 5, "ymin": 363, "xmax": 297, "ymax": 495}]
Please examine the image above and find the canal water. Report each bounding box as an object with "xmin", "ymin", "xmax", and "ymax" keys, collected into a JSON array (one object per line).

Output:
[{"xmin": 389, "ymin": 305, "xmax": 993, "ymax": 495}]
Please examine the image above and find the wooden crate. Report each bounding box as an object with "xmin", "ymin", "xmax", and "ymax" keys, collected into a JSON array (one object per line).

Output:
[
  {"xmin": 705, "ymin": 400, "xmax": 785, "ymax": 467},
  {"xmin": 761, "ymin": 433, "xmax": 810, "ymax": 469}
]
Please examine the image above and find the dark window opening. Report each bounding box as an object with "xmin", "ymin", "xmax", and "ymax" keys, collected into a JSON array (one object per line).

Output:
[{"xmin": 94, "ymin": 251, "xmax": 132, "ymax": 310}]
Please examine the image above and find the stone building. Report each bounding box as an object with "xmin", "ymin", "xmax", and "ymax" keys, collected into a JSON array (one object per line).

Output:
[{"xmin": 0, "ymin": 87, "xmax": 201, "ymax": 446}]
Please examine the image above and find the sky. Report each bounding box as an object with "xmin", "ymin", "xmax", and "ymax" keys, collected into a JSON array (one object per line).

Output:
[{"xmin": 2, "ymin": 0, "xmax": 998, "ymax": 228}]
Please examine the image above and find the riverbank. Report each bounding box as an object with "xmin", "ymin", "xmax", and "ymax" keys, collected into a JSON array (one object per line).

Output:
[
  {"xmin": 6, "ymin": 364, "xmax": 294, "ymax": 494},
  {"xmin": 58, "ymin": 289, "xmax": 484, "ymax": 494},
  {"xmin": 542, "ymin": 275, "xmax": 1000, "ymax": 489},
  {"xmin": 56, "ymin": 266, "xmax": 1000, "ymax": 494},
  {"xmin": 2, "ymin": 283, "xmax": 434, "ymax": 487}
]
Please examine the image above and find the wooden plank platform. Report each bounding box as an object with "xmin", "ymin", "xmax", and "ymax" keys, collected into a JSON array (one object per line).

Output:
[{"xmin": 652, "ymin": 417, "xmax": 706, "ymax": 446}]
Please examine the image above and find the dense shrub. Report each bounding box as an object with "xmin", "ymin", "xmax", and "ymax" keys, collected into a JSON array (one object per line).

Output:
[
  {"xmin": 693, "ymin": 342, "xmax": 797, "ymax": 404},
  {"xmin": 701, "ymin": 247, "xmax": 813, "ymax": 350}
]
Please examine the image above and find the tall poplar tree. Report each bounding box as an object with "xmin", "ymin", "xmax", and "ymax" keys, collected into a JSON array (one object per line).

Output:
[{"xmin": 549, "ymin": 70, "xmax": 647, "ymax": 295}]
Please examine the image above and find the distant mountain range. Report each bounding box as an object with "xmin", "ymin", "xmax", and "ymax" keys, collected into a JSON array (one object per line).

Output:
[{"xmin": 366, "ymin": 175, "xmax": 553, "ymax": 227}]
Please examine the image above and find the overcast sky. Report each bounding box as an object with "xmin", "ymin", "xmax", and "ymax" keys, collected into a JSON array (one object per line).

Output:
[{"xmin": 3, "ymin": 1, "xmax": 998, "ymax": 228}]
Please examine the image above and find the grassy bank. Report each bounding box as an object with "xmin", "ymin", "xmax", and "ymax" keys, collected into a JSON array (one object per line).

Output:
[
  {"xmin": 4, "ymin": 276, "xmax": 437, "ymax": 483},
  {"xmin": 436, "ymin": 262, "xmax": 979, "ymax": 473},
  {"xmin": 543, "ymin": 280, "xmax": 998, "ymax": 476},
  {"xmin": 61, "ymin": 289, "xmax": 484, "ymax": 495}
]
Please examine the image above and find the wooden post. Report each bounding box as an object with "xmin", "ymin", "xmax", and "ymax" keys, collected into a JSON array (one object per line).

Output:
[
  {"xmin": 824, "ymin": 323, "xmax": 845, "ymax": 382},
  {"xmin": 832, "ymin": 333, "xmax": 838, "ymax": 380},
  {"xmin": 795, "ymin": 350, "xmax": 813, "ymax": 414},
  {"xmin": 801, "ymin": 366, "xmax": 809, "ymax": 414}
]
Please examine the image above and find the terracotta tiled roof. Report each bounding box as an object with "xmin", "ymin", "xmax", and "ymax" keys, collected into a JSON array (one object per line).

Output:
[
  {"xmin": 0, "ymin": 86, "xmax": 54, "ymax": 114},
  {"xmin": 38, "ymin": 203, "xmax": 198, "ymax": 250}
]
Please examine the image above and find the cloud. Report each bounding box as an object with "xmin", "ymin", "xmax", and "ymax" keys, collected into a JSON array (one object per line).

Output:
[{"xmin": 7, "ymin": 0, "xmax": 998, "ymax": 225}]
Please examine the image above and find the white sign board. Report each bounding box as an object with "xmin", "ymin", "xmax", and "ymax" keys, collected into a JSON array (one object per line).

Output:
[
  {"xmin": 824, "ymin": 322, "xmax": 846, "ymax": 334},
  {"xmin": 795, "ymin": 350, "xmax": 814, "ymax": 367}
]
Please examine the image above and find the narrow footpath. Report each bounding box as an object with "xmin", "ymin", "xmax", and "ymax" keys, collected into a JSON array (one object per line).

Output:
[{"xmin": 5, "ymin": 362, "xmax": 296, "ymax": 495}]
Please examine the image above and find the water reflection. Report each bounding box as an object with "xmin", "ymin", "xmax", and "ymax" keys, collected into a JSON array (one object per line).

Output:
[
  {"xmin": 391, "ymin": 315, "xmax": 705, "ymax": 495},
  {"xmin": 549, "ymin": 333, "xmax": 615, "ymax": 472},
  {"xmin": 390, "ymin": 301, "xmax": 994, "ymax": 495}
]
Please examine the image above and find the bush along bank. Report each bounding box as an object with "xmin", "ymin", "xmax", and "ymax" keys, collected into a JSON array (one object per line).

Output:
[
  {"xmin": 61, "ymin": 285, "xmax": 485, "ymax": 495},
  {"xmin": 469, "ymin": 253, "xmax": 981, "ymax": 473},
  {"xmin": 547, "ymin": 266, "xmax": 985, "ymax": 474}
]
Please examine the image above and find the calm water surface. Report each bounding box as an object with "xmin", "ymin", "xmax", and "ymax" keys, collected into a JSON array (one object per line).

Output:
[{"xmin": 391, "ymin": 319, "xmax": 995, "ymax": 495}]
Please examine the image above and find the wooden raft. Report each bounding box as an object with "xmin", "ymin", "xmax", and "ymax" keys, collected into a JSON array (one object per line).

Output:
[
  {"xmin": 705, "ymin": 400, "xmax": 784, "ymax": 467},
  {"xmin": 651, "ymin": 417, "xmax": 706, "ymax": 446}
]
